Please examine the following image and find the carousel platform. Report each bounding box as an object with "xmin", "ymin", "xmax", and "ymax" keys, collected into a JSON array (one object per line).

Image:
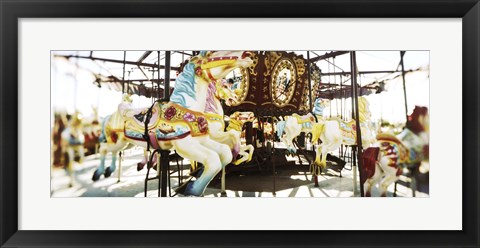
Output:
[{"xmin": 50, "ymin": 147, "xmax": 428, "ymax": 198}]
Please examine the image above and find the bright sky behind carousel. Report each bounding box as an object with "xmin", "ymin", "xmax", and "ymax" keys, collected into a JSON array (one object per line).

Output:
[{"xmin": 51, "ymin": 51, "xmax": 429, "ymax": 125}]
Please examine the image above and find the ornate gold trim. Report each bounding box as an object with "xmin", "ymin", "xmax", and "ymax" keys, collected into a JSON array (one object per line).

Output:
[{"xmin": 270, "ymin": 58, "xmax": 296, "ymax": 107}]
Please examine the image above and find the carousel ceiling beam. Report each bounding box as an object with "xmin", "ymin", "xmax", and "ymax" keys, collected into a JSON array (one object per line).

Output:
[
  {"xmin": 308, "ymin": 51, "xmax": 349, "ymax": 63},
  {"xmin": 137, "ymin": 66, "xmax": 150, "ymax": 80},
  {"xmin": 176, "ymin": 51, "xmax": 193, "ymax": 56},
  {"xmin": 136, "ymin": 51, "xmax": 153, "ymax": 63},
  {"xmin": 54, "ymin": 54, "xmax": 180, "ymax": 71}
]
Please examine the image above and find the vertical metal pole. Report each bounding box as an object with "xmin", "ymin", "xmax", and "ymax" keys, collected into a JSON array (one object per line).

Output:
[
  {"xmin": 400, "ymin": 51, "xmax": 409, "ymax": 122},
  {"xmin": 122, "ymin": 51, "xmax": 126, "ymax": 94},
  {"xmin": 157, "ymin": 51, "xmax": 161, "ymax": 99},
  {"xmin": 164, "ymin": 51, "xmax": 171, "ymax": 99},
  {"xmin": 160, "ymin": 150, "xmax": 169, "ymax": 197},
  {"xmin": 307, "ymin": 51, "xmax": 313, "ymax": 111},
  {"xmin": 351, "ymin": 51, "xmax": 365, "ymax": 197},
  {"xmin": 117, "ymin": 151, "xmax": 122, "ymax": 183},
  {"xmin": 271, "ymin": 115, "xmax": 276, "ymax": 197}
]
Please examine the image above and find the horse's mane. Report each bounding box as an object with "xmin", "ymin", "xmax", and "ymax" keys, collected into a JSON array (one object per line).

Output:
[
  {"xmin": 313, "ymin": 98, "xmax": 325, "ymax": 116},
  {"xmin": 169, "ymin": 62, "xmax": 197, "ymax": 108},
  {"xmin": 358, "ymin": 97, "xmax": 371, "ymax": 123},
  {"xmin": 406, "ymin": 106, "xmax": 428, "ymax": 134}
]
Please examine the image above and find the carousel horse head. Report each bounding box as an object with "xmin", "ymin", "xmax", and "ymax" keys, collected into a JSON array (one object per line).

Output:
[
  {"xmin": 191, "ymin": 51, "xmax": 253, "ymax": 82},
  {"xmin": 171, "ymin": 51, "xmax": 253, "ymax": 110},
  {"xmin": 215, "ymin": 80, "xmax": 238, "ymax": 106},
  {"xmin": 407, "ymin": 106, "xmax": 429, "ymax": 135}
]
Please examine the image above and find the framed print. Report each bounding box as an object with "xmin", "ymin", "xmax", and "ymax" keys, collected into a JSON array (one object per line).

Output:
[{"xmin": 1, "ymin": 0, "xmax": 479, "ymax": 247}]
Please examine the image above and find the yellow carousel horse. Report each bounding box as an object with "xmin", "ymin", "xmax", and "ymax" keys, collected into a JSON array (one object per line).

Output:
[{"xmin": 310, "ymin": 97, "xmax": 376, "ymax": 173}]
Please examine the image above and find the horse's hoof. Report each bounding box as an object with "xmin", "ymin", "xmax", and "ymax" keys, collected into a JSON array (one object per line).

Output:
[
  {"xmin": 365, "ymin": 191, "xmax": 371, "ymax": 197},
  {"xmin": 137, "ymin": 162, "xmax": 145, "ymax": 171},
  {"xmin": 220, "ymin": 192, "xmax": 227, "ymax": 197},
  {"xmin": 175, "ymin": 181, "xmax": 191, "ymax": 195},
  {"xmin": 92, "ymin": 170, "xmax": 102, "ymax": 181},
  {"xmin": 104, "ymin": 167, "xmax": 113, "ymax": 178},
  {"xmin": 68, "ymin": 183, "xmax": 73, "ymax": 188}
]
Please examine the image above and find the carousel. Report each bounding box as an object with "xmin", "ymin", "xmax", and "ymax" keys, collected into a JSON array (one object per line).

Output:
[{"xmin": 51, "ymin": 50, "xmax": 429, "ymax": 197}]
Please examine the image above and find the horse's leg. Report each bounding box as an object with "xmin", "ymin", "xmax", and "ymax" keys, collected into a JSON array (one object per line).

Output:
[
  {"xmin": 92, "ymin": 143, "xmax": 108, "ymax": 181},
  {"xmin": 378, "ymin": 162, "xmax": 397, "ymax": 197},
  {"xmin": 137, "ymin": 149, "xmax": 148, "ymax": 171},
  {"xmin": 78, "ymin": 146, "xmax": 85, "ymax": 164},
  {"xmin": 65, "ymin": 147, "xmax": 75, "ymax": 187},
  {"xmin": 379, "ymin": 172, "xmax": 397, "ymax": 197},
  {"xmin": 233, "ymin": 148, "xmax": 249, "ymax": 165},
  {"xmin": 246, "ymin": 144, "xmax": 254, "ymax": 162},
  {"xmin": 314, "ymin": 144, "xmax": 323, "ymax": 166},
  {"xmin": 364, "ymin": 163, "xmax": 382, "ymax": 197},
  {"xmin": 202, "ymin": 138, "xmax": 234, "ymax": 196},
  {"xmin": 172, "ymin": 137, "xmax": 223, "ymax": 197},
  {"xmin": 104, "ymin": 138, "xmax": 128, "ymax": 178},
  {"xmin": 232, "ymin": 144, "xmax": 254, "ymax": 165},
  {"xmin": 104, "ymin": 152, "xmax": 117, "ymax": 178}
]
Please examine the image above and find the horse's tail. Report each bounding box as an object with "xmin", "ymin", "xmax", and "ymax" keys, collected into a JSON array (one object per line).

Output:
[
  {"xmin": 276, "ymin": 120, "xmax": 286, "ymax": 140},
  {"xmin": 311, "ymin": 122, "xmax": 325, "ymax": 144},
  {"xmin": 361, "ymin": 147, "xmax": 380, "ymax": 187},
  {"xmin": 98, "ymin": 115, "xmax": 111, "ymax": 143}
]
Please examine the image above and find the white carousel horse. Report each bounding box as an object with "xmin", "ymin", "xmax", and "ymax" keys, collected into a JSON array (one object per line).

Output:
[
  {"xmin": 275, "ymin": 98, "xmax": 328, "ymax": 155},
  {"xmin": 194, "ymin": 80, "xmax": 255, "ymax": 194},
  {"xmin": 60, "ymin": 112, "xmax": 85, "ymax": 187},
  {"xmin": 310, "ymin": 97, "xmax": 376, "ymax": 172},
  {"xmin": 92, "ymin": 51, "xmax": 253, "ymax": 196},
  {"xmin": 361, "ymin": 106, "xmax": 429, "ymax": 197},
  {"xmin": 227, "ymin": 111, "xmax": 255, "ymax": 165},
  {"xmin": 203, "ymin": 81, "xmax": 255, "ymax": 166}
]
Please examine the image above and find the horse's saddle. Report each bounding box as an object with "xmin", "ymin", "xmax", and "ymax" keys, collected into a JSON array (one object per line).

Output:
[
  {"xmin": 124, "ymin": 102, "xmax": 209, "ymax": 145},
  {"xmin": 376, "ymin": 133, "xmax": 411, "ymax": 164},
  {"xmin": 124, "ymin": 104, "xmax": 162, "ymax": 131}
]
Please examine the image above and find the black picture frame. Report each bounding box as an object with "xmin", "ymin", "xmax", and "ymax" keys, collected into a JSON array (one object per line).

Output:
[{"xmin": 1, "ymin": 0, "xmax": 479, "ymax": 247}]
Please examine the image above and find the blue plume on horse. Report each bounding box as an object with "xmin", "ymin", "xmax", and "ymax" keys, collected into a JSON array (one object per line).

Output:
[
  {"xmin": 170, "ymin": 62, "xmax": 197, "ymax": 108},
  {"xmin": 276, "ymin": 120, "xmax": 286, "ymax": 140}
]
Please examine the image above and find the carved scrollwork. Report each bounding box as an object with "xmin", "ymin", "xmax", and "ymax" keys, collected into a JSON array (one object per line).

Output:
[{"xmin": 263, "ymin": 51, "xmax": 282, "ymax": 77}]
